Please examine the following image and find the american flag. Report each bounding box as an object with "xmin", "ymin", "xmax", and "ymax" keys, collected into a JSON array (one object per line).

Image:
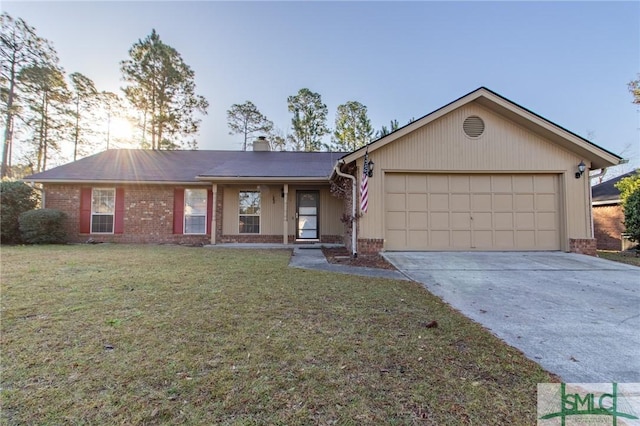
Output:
[{"xmin": 360, "ymin": 153, "xmax": 369, "ymax": 213}]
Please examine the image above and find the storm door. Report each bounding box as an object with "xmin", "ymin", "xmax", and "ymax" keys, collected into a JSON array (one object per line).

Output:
[{"xmin": 296, "ymin": 191, "xmax": 319, "ymax": 240}]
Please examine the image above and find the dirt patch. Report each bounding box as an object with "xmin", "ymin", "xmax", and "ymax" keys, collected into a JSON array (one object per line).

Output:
[{"xmin": 322, "ymin": 246, "xmax": 397, "ymax": 270}]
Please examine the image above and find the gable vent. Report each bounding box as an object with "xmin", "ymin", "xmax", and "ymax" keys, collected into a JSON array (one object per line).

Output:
[{"xmin": 463, "ymin": 116, "xmax": 485, "ymax": 138}]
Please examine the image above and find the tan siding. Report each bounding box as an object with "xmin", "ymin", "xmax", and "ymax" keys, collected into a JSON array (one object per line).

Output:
[
  {"xmin": 222, "ymin": 184, "xmax": 342, "ymax": 238},
  {"xmin": 359, "ymin": 101, "xmax": 591, "ymax": 249}
]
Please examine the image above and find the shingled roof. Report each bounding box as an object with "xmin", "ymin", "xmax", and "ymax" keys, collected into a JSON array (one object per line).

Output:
[
  {"xmin": 591, "ymin": 169, "xmax": 639, "ymax": 204},
  {"xmin": 25, "ymin": 149, "xmax": 344, "ymax": 184}
]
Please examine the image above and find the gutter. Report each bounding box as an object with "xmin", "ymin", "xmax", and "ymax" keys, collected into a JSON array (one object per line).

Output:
[{"xmin": 334, "ymin": 160, "xmax": 357, "ymax": 257}]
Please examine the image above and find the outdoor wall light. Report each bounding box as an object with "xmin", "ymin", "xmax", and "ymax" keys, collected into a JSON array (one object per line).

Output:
[
  {"xmin": 367, "ymin": 159, "xmax": 375, "ymax": 177},
  {"xmin": 575, "ymin": 161, "xmax": 586, "ymax": 179}
]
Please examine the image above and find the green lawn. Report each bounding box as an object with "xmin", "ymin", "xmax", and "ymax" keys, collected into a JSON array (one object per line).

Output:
[
  {"xmin": 1, "ymin": 245, "xmax": 556, "ymax": 425},
  {"xmin": 597, "ymin": 250, "xmax": 640, "ymax": 267}
]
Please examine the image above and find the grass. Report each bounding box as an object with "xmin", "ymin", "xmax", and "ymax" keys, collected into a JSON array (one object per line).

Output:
[
  {"xmin": 1, "ymin": 245, "xmax": 556, "ymax": 425},
  {"xmin": 597, "ymin": 250, "xmax": 640, "ymax": 266}
]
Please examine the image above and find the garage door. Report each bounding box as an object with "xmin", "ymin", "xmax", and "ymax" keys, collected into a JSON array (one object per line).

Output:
[{"xmin": 385, "ymin": 174, "xmax": 560, "ymax": 251}]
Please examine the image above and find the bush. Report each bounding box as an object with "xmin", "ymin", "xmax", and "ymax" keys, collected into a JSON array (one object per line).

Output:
[
  {"xmin": 622, "ymin": 187, "xmax": 640, "ymax": 243},
  {"xmin": 616, "ymin": 171, "xmax": 640, "ymax": 243},
  {"xmin": 19, "ymin": 208, "xmax": 68, "ymax": 244},
  {"xmin": 0, "ymin": 181, "xmax": 39, "ymax": 244}
]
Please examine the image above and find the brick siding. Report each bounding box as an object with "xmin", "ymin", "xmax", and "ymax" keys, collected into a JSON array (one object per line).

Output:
[
  {"xmin": 357, "ymin": 238, "xmax": 384, "ymax": 254},
  {"xmin": 592, "ymin": 205, "xmax": 625, "ymax": 251},
  {"xmin": 44, "ymin": 184, "xmax": 342, "ymax": 246},
  {"xmin": 569, "ymin": 238, "xmax": 597, "ymax": 256}
]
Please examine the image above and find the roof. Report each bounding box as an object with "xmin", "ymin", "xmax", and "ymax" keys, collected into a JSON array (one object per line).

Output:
[
  {"xmin": 591, "ymin": 169, "xmax": 639, "ymax": 204},
  {"xmin": 24, "ymin": 149, "xmax": 345, "ymax": 184},
  {"xmin": 339, "ymin": 87, "xmax": 622, "ymax": 170}
]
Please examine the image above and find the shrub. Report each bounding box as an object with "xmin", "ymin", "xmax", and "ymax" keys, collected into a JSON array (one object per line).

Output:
[
  {"xmin": 0, "ymin": 181, "xmax": 39, "ymax": 244},
  {"xmin": 19, "ymin": 208, "xmax": 68, "ymax": 244},
  {"xmin": 616, "ymin": 171, "xmax": 640, "ymax": 243}
]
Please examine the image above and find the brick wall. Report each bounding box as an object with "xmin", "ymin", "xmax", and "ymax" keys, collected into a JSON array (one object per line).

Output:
[
  {"xmin": 45, "ymin": 184, "xmax": 212, "ymax": 245},
  {"xmin": 358, "ymin": 238, "xmax": 384, "ymax": 254},
  {"xmin": 592, "ymin": 205, "xmax": 625, "ymax": 251},
  {"xmin": 569, "ymin": 238, "xmax": 597, "ymax": 256}
]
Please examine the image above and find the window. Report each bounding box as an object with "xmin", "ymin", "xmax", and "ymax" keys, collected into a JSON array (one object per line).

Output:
[
  {"xmin": 184, "ymin": 189, "xmax": 207, "ymax": 234},
  {"xmin": 91, "ymin": 188, "xmax": 115, "ymax": 233},
  {"xmin": 239, "ymin": 191, "xmax": 260, "ymax": 234}
]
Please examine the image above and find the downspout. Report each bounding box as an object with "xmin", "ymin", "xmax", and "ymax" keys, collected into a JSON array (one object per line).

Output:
[{"xmin": 334, "ymin": 160, "xmax": 357, "ymax": 257}]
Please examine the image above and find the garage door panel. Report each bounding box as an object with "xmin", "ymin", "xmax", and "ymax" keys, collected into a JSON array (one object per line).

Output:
[
  {"xmin": 386, "ymin": 211, "xmax": 406, "ymax": 229},
  {"xmin": 495, "ymin": 230, "xmax": 515, "ymax": 248},
  {"xmin": 513, "ymin": 175, "xmax": 534, "ymax": 192},
  {"xmin": 408, "ymin": 194, "xmax": 427, "ymax": 211},
  {"xmin": 386, "ymin": 193, "xmax": 406, "ymax": 210},
  {"xmin": 537, "ymin": 212, "xmax": 557, "ymax": 230},
  {"xmin": 471, "ymin": 175, "xmax": 492, "ymax": 192},
  {"xmin": 430, "ymin": 212, "xmax": 449, "ymax": 230},
  {"xmin": 492, "ymin": 175, "xmax": 513, "ymax": 192},
  {"xmin": 428, "ymin": 175, "xmax": 449, "ymax": 192},
  {"xmin": 472, "ymin": 194, "xmax": 492, "ymax": 210},
  {"xmin": 451, "ymin": 212, "xmax": 471, "ymax": 228},
  {"xmin": 450, "ymin": 175, "xmax": 470, "ymax": 192},
  {"xmin": 494, "ymin": 212, "xmax": 514, "ymax": 229},
  {"xmin": 536, "ymin": 194, "xmax": 556, "ymax": 211},
  {"xmin": 407, "ymin": 175, "xmax": 427, "ymax": 192},
  {"xmin": 516, "ymin": 194, "xmax": 534, "ymax": 211},
  {"xmin": 534, "ymin": 175, "xmax": 556, "ymax": 192},
  {"xmin": 494, "ymin": 194, "xmax": 513, "ymax": 211},
  {"xmin": 474, "ymin": 230, "xmax": 493, "ymax": 248},
  {"xmin": 430, "ymin": 194, "xmax": 449, "ymax": 210},
  {"xmin": 385, "ymin": 173, "xmax": 560, "ymax": 251},
  {"xmin": 451, "ymin": 194, "xmax": 470, "ymax": 210},
  {"xmin": 408, "ymin": 212, "xmax": 428, "ymax": 229},
  {"xmin": 516, "ymin": 212, "xmax": 535, "ymax": 229},
  {"xmin": 408, "ymin": 230, "xmax": 428, "ymax": 248},
  {"xmin": 386, "ymin": 174, "xmax": 406, "ymax": 192},
  {"xmin": 473, "ymin": 212, "xmax": 492, "ymax": 229},
  {"xmin": 452, "ymin": 230, "xmax": 471, "ymax": 247}
]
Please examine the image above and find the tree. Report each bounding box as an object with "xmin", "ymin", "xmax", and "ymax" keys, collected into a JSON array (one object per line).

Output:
[
  {"xmin": 120, "ymin": 29, "xmax": 208, "ymax": 150},
  {"xmin": 287, "ymin": 88, "xmax": 329, "ymax": 151},
  {"xmin": 69, "ymin": 72, "xmax": 98, "ymax": 160},
  {"xmin": 226, "ymin": 101, "xmax": 273, "ymax": 151},
  {"xmin": 375, "ymin": 119, "xmax": 400, "ymax": 139},
  {"xmin": 628, "ymin": 74, "xmax": 640, "ymax": 105},
  {"xmin": 98, "ymin": 91, "xmax": 124, "ymax": 150},
  {"xmin": 616, "ymin": 171, "xmax": 640, "ymax": 243},
  {"xmin": 1, "ymin": 12, "xmax": 57, "ymax": 178},
  {"xmin": 332, "ymin": 101, "xmax": 373, "ymax": 151},
  {"xmin": 19, "ymin": 64, "xmax": 71, "ymax": 172}
]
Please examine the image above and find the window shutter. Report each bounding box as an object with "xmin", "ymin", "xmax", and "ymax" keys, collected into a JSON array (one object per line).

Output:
[
  {"xmin": 114, "ymin": 188, "xmax": 125, "ymax": 234},
  {"xmin": 207, "ymin": 189, "xmax": 214, "ymax": 235},
  {"xmin": 173, "ymin": 188, "xmax": 184, "ymax": 234},
  {"xmin": 80, "ymin": 188, "xmax": 92, "ymax": 233}
]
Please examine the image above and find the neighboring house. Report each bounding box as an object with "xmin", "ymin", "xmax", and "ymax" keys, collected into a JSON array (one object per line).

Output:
[
  {"xmin": 591, "ymin": 170, "xmax": 638, "ymax": 250},
  {"xmin": 25, "ymin": 87, "xmax": 622, "ymax": 256}
]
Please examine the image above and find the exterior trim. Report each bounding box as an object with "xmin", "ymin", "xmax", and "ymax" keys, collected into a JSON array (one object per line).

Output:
[{"xmin": 592, "ymin": 199, "xmax": 621, "ymax": 206}]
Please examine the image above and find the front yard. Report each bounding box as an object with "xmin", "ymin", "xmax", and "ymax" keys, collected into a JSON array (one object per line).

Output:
[{"xmin": 1, "ymin": 245, "xmax": 556, "ymax": 424}]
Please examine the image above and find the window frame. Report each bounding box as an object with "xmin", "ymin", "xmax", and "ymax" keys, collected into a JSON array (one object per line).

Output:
[
  {"xmin": 239, "ymin": 190, "xmax": 261, "ymax": 234},
  {"xmin": 184, "ymin": 188, "xmax": 208, "ymax": 235},
  {"xmin": 91, "ymin": 188, "xmax": 115, "ymax": 234}
]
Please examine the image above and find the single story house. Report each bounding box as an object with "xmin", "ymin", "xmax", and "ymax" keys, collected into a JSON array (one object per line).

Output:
[
  {"xmin": 591, "ymin": 169, "xmax": 638, "ymax": 250},
  {"xmin": 25, "ymin": 87, "xmax": 622, "ymax": 256}
]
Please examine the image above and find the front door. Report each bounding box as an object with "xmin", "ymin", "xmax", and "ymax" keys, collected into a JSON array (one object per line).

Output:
[{"xmin": 296, "ymin": 191, "xmax": 319, "ymax": 240}]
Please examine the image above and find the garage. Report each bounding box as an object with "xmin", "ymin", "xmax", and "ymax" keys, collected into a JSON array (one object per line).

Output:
[{"xmin": 385, "ymin": 173, "xmax": 561, "ymax": 251}]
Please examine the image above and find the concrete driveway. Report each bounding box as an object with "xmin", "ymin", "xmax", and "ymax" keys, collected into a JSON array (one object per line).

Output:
[{"xmin": 382, "ymin": 251, "xmax": 640, "ymax": 383}]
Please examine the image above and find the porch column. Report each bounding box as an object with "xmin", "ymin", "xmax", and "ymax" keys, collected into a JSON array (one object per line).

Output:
[
  {"xmin": 211, "ymin": 183, "xmax": 217, "ymax": 245},
  {"xmin": 283, "ymin": 184, "xmax": 288, "ymax": 244}
]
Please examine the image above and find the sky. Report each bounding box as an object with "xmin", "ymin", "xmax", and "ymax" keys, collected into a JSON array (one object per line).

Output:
[{"xmin": 3, "ymin": 1, "xmax": 640, "ymax": 173}]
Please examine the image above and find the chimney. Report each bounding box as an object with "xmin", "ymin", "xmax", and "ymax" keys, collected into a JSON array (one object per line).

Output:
[{"xmin": 252, "ymin": 136, "xmax": 271, "ymax": 151}]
